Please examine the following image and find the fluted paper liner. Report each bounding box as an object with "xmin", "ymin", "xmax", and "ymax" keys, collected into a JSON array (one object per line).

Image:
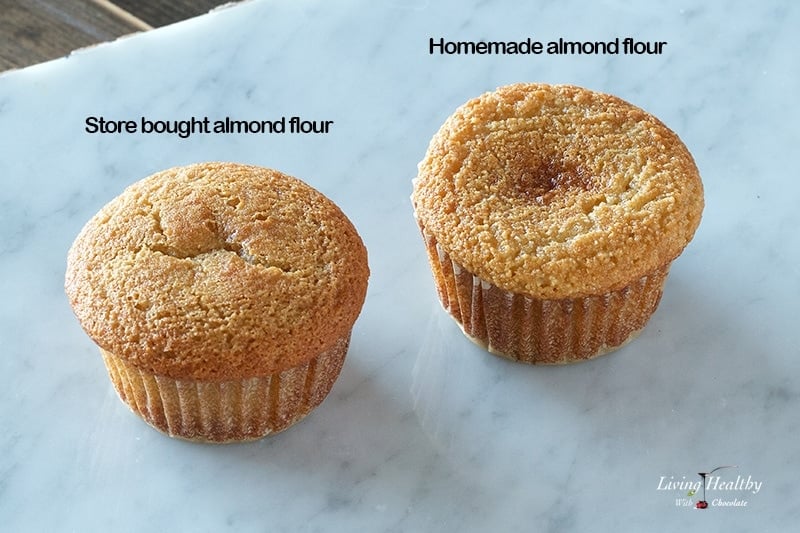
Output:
[
  {"xmin": 101, "ymin": 334, "xmax": 349, "ymax": 442},
  {"xmin": 420, "ymin": 227, "xmax": 669, "ymax": 364}
]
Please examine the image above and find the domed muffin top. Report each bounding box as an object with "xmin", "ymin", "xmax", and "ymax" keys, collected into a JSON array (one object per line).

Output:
[
  {"xmin": 66, "ymin": 162, "xmax": 369, "ymax": 380},
  {"xmin": 413, "ymin": 83, "xmax": 703, "ymax": 298}
]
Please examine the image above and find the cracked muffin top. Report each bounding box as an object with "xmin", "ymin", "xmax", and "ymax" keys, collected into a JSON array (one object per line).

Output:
[
  {"xmin": 412, "ymin": 83, "xmax": 704, "ymax": 298},
  {"xmin": 65, "ymin": 162, "xmax": 369, "ymax": 380}
]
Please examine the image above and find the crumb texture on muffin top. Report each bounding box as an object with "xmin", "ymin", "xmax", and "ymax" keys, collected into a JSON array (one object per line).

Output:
[
  {"xmin": 66, "ymin": 163, "xmax": 369, "ymax": 380},
  {"xmin": 412, "ymin": 83, "xmax": 704, "ymax": 298}
]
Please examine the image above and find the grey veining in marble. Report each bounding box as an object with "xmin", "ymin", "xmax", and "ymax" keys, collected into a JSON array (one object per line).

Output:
[{"xmin": 1, "ymin": 0, "xmax": 798, "ymax": 531}]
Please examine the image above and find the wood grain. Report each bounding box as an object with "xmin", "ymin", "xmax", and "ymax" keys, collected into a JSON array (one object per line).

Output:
[
  {"xmin": 0, "ymin": 0, "xmax": 230, "ymax": 72},
  {"xmin": 111, "ymin": 0, "xmax": 224, "ymax": 28}
]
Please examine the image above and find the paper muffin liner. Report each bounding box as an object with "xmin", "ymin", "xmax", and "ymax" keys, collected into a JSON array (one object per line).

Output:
[
  {"xmin": 420, "ymin": 227, "xmax": 670, "ymax": 364},
  {"xmin": 100, "ymin": 334, "xmax": 350, "ymax": 442}
]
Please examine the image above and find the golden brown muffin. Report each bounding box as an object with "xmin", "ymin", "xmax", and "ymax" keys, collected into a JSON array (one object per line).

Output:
[
  {"xmin": 412, "ymin": 83, "xmax": 703, "ymax": 364},
  {"xmin": 66, "ymin": 162, "xmax": 369, "ymax": 441}
]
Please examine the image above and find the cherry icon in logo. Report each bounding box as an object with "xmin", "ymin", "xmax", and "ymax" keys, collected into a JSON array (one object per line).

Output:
[{"xmin": 695, "ymin": 465, "xmax": 736, "ymax": 510}]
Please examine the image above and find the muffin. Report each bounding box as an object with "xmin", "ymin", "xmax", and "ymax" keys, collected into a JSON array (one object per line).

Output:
[
  {"xmin": 412, "ymin": 83, "xmax": 703, "ymax": 364},
  {"xmin": 65, "ymin": 162, "xmax": 369, "ymax": 441}
]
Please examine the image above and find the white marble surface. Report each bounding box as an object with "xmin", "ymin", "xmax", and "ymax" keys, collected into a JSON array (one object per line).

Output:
[{"xmin": 1, "ymin": 0, "xmax": 798, "ymax": 531}]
